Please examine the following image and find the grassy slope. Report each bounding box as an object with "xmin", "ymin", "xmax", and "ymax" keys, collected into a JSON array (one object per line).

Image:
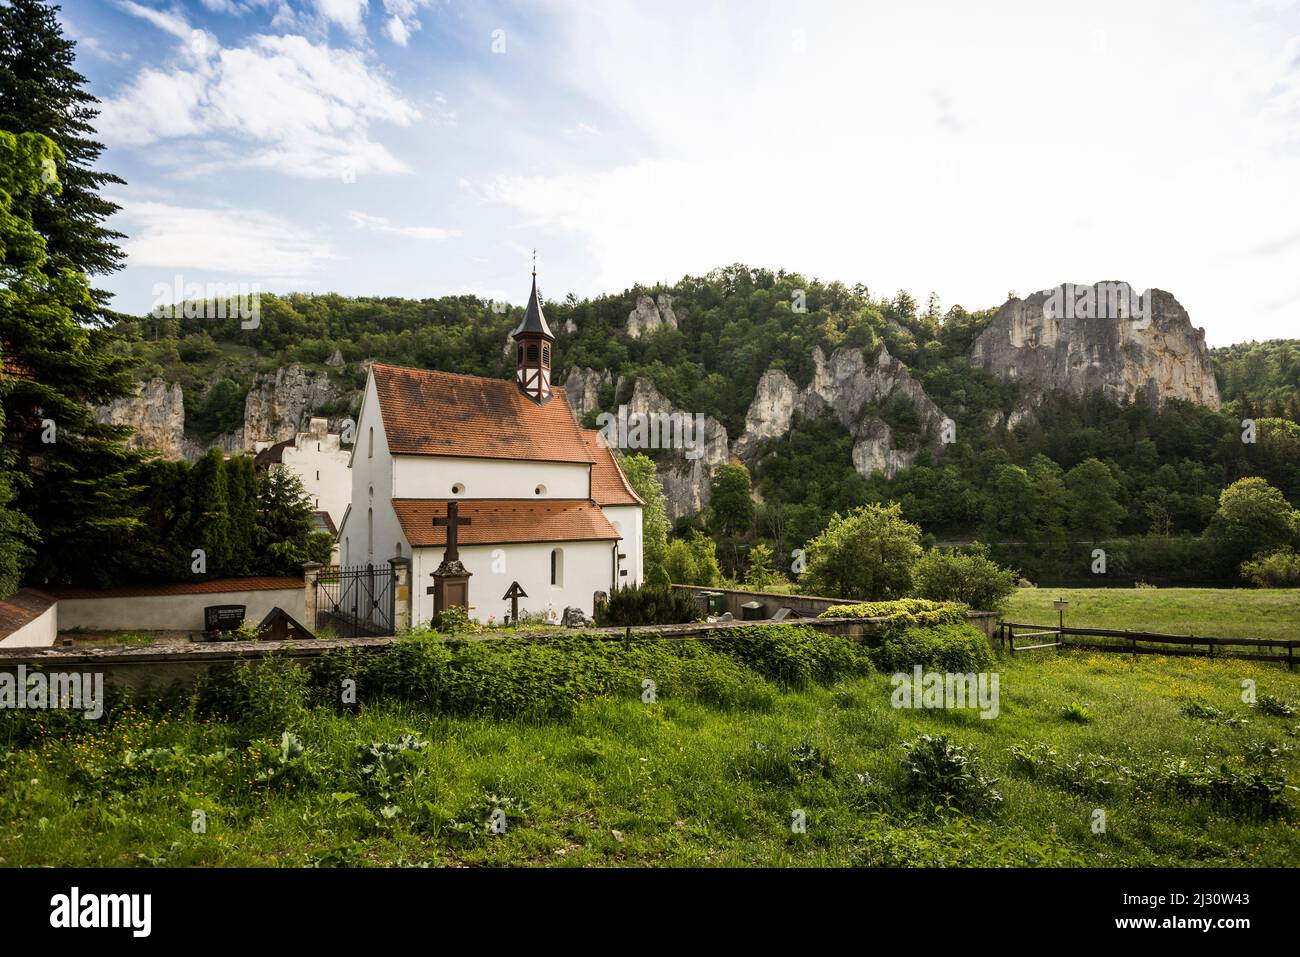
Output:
[
  {"xmin": 1003, "ymin": 588, "xmax": 1300, "ymax": 642},
  {"xmin": 2, "ymin": 652, "xmax": 1298, "ymax": 867}
]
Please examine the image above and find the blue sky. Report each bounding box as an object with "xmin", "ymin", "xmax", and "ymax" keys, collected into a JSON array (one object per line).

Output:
[{"xmin": 57, "ymin": 0, "xmax": 1300, "ymax": 344}]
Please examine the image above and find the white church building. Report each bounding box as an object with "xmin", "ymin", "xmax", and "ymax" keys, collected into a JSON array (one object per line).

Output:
[{"xmin": 337, "ymin": 271, "xmax": 644, "ymax": 625}]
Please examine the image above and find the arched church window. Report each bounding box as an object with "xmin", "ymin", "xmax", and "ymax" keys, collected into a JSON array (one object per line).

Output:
[
  {"xmin": 542, "ymin": 344, "xmax": 550, "ymax": 364},
  {"xmin": 550, "ymin": 548, "xmax": 563, "ymax": 587},
  {"xmin": 368, "ymin": 427, "xmax": 374, "ymax": 458}
]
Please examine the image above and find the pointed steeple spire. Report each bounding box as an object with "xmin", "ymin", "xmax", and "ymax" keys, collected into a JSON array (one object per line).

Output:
[{"xmin": 514, "ymin": 263, "xmax": 554, "ymax": 340}]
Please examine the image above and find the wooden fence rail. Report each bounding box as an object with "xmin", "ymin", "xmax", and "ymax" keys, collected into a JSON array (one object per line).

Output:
[{"xmin": 999, "ymin": 621, "xmax": 1298, "ymax": 669}]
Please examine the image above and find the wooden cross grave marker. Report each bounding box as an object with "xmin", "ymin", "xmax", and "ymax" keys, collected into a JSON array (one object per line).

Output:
[{"xmin": 502, "ymin": 581, "xmax": 528, "ymax": 624}]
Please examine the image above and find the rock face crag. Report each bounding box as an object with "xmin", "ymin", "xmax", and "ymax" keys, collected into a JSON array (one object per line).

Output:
[
  {"xmin": 734, "ymin": 344, "xmax": 951, "ymax": 479},
  {"xmin": 94, "ymin": 378, "xmax": 186, "ymax": 460},
  {"xmin": 625, "ymin": 293, "xmax": 678, "ymax": 338},
  {"xmin": 625, "ymin": 379, "xmax": 729, "ymax": 520},
  {"xmin": 240, "ymin": 364, "xmax": 346, "ymax": 451},
  {"xmin": 969, "ymin": 283, "xmax": 1220, "ymax": 410},
  {"xmin": 564, "ymin": 367, "xmax": 621, "ymax": 420}
]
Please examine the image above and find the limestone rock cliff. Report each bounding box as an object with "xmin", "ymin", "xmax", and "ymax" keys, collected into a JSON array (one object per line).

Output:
[
  {"xmin": 626, "ymin": 293, "xmax": 678, "ymax": 339},
  {"xmin": 240, "ymin": 364, "xmax": 347, "ymax": 450},
  {"xmin": 626, "ymin": 379, "xmax": 729, "ymax": 520},
  {"xmin": 564, "ymin": 367, "xmax": 621, "ymax": 420},
  {"xmin": 95, "ymin": 364, "xmax": 355, "ymax": 462},
  {"xmin": 94, "ymin": 378, "xmax": 186, "ymax": 460},
  {"xmin": 969, "ymin": 283, "xmax": 1220, "ymax": 410},
  {"xmin": 733, "ymin": 344, "xmax": 951, "ymax": 479}
]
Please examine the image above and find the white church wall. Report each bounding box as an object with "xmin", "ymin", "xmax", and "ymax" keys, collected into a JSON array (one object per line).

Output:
[
  {"xmin": 602, "ymin": 504, "xmax": 644, "ymax": 588},
  {"xmin": 393, "ymin": 455, "xmax": 589, "ymax": 500},
  {"xmin": 340, "ymin": 373, "xmax": 408, "ymax": 569},
  {"xmin": 411, "ymin": 540, "xmax": 615, "ymax": 626},
  {"xmin": 279, "ymin": 419, "xmax": 352, "ymax": 527}
]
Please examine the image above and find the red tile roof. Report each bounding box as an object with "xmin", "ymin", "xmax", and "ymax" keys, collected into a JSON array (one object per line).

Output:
[
  {"xmin": 0, "ymin": 589, "xmax": 55, "ymax": 640},
  {"xmin": 582, "ymin": 431, "xmax": 644, "ymax": 506},
  {"xmin": 372, "ymin": 363, "xmax": 594, "ymax": 464},
  {"xmin": 46, "ymin": 577, "xmax": 303, "ymax": 600},
  {"xmin": 392, "ymin": 498, "xmax": 621, "ymax": 547}
]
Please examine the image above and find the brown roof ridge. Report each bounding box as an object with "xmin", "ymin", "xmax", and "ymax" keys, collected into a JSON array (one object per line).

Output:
[{"xmin": 372, "ymin": 361, "xmax": 566, "ymax": 390}]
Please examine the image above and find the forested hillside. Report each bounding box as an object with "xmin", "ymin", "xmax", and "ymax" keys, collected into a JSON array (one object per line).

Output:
[{"xmin": 113, "ymin": 268, "xmax": 1300, "ymax": 588}]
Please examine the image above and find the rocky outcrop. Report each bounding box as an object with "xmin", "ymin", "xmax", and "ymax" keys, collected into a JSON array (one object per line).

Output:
[
  {"xmin": 95, "ymin": 378, "xmax": 186, "ymax": 460},
  {"xmin": 625, "ymin": 379, "xmax": 729, "ymax": 520},
  {"xmin": 564, "ymin": 367, "xmax": 612, "ymax": 420},
  {"xmin": 98, "ymin": 365, "xmax": 356, "ymax": 462},
  {"xmin": 626, "ymin": 293, "xmax": 678, "ymax": 338},
  {"xmin": 733, "ymin": 345, "xmax": 951, "ymax": 479},
  {"xmin": 239, "ymin": 364, "xmax": 348, "ymax": 451},
  {"xmin": 970, "ymin": 282, "xmax": 1221, "ymax": 410}
]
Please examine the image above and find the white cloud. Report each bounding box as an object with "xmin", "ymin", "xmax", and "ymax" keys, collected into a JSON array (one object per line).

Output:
[
  {"xmin": 382, "ymin": 0, "xmax": 430, "ymax": 45},
  {"xmin": 116, "ymin": 199, "xmax": 338, "ymax": 283},
  {"xmin": 385, "ymin": 15, "xmax": 409, "ymax": 45},
  {"xmin": 99, "ymin": 9, "xmax": 419, "ymax": 179},
  {"xmin": 476, "ymin": 0, "xmax": 1300, "ymax": 344},
  {"xmin": 348, "ymin": 211, "xmax": 459, "ymax": 240},
  {"xmin": 310, "ymin": 0, "xmax": 368, "ymax": 36}
]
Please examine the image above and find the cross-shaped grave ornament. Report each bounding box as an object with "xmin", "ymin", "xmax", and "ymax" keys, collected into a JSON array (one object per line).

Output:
[
  {"xmin": 502, "ymin": 581, "xmax": 528, "ymax": 624},
  {"xmin": 432, "ymin": 500, "xmax": 472, "ymax": 562}
]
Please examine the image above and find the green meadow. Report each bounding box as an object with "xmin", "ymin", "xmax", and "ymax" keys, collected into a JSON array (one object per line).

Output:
[
  {"xmin": 1, "ymin": 623, "xmax": 1297, "ymax": 868},
  {"xmin": 1003, "ymin": 587, "xmax": 1300, "ymax": 642}
]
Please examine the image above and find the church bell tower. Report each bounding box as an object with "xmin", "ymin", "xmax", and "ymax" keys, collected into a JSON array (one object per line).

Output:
[{"xmin": 513, "ymin": 260, "xmax": 555, "ymax": 404}]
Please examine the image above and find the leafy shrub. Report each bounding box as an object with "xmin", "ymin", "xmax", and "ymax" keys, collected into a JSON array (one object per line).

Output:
[
  {"xmin": 1241, "ymin": 548, "xmax": 1300, "ymax": 588},
  {"xmin": 594, "ymin": 583, "xmax": 700, "ymax": 626},
  {"xmin": 195, "ymin": 659, "xmax": 310, "ymax": 739},
  {"xmin": 1154, "ymin": 756, "xmax": 1292, "ymax": 819},
  {"xmin": 739, "ymin": 740, "xmax": 834, "ymax": 785},
  {"xmin": 1254, "ymin": 694, "xmax": 1297, "ymax": 718},
  {"xmin": 1008, "ymin": 743, "xmax": 1130, "ymax": 798},
  {"xmin": 1061, "ymin": 701, "xmax": 1093, "ymax": 723},
  {"xmin": 900, "ymin": 734, "xmax": 1002, "ymax": 813},
  {"xmin": 712, "ymin": 624, "xmax": 873, "ymax": 689},
  {"xmin": 355, "ymin": 734, "xmax": 428, "ymax": 803},
  {"xmin": 1181, "ymin": 700, "xmax": 1249, "ymax": 728},
  {"xmin": 872, "ymin": 622, "xmax": 994, "ymax": 673},
  {"xmin": 911, "ymin": 543, "xmax": 1017, "ymax": 611},
  {"xmin": 663, "ymin": 657, "xmax": 776, "ymax": 710},
  {"xmin": 819, "ymin": 598, "xmax": 966, "ymax": 630}
]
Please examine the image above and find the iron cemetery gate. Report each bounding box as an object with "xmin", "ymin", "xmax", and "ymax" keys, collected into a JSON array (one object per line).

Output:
[{"xmin": 314, "ymin": 563, "xmax": 395, "ymax": 637}]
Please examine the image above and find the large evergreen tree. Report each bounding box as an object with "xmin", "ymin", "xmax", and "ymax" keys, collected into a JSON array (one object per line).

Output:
[
  {"xmin": 0, "ymin": 0, "xmax": 126, "ymax": 300},
  {"xmin": 0, "ymin": 1, "xmax": 144, "ymax": 587}
]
